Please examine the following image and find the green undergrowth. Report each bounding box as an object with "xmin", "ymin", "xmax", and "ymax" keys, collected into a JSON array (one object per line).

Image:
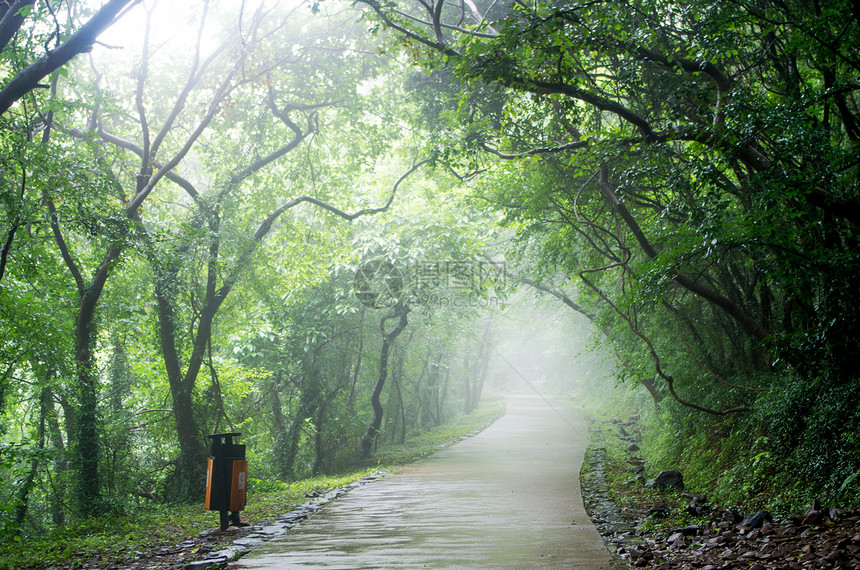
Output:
[
  {"xmin": 370, "ymin": 395, "xmax": 505, "ymax": 467},
  {"xmin": 582, "ymin": 415, "xmax": 704, "ymax": 534},
  {"xmin": 637, "ymin": 383, "xmax": 860, "ymax": 516},
  {"xmin": 0, "ymin": 397, "xmax": 505, "ymax": 570},
  {"xmin": 0, "ymin": 471, "xmax": 378, "ymax": 570}
]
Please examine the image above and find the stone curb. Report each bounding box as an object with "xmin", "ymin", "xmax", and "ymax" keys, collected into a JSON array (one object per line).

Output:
[{"xmin": 184, "ymin": 470, "xmax": 389, "ymax": 569}]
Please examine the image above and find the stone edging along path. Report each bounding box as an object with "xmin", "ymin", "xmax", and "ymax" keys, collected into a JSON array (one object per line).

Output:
[
  {"xmin": 186, "ymin": 425, "xmax": 495, "ymax": 569},
  {"xmin": 186, "ymin": 470, "xmax": 391, "ymax": 569}
]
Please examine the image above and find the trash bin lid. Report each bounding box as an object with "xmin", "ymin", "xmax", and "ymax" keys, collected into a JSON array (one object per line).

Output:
[{"xmin": 208, "ymin": 432, "xmax": 242, "ymax": 443}]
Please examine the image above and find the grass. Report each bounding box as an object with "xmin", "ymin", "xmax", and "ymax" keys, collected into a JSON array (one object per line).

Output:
[
  {"xmin": 371, "ymin": 395, "xmax": 505, "ymax": 466},
  {"xmin": 0, "ymin": 397, "xmax": 505, "ymax": 569},
  {"xmin": 582, "ymin": 414, "xmax": 697, "ymax": 535}
]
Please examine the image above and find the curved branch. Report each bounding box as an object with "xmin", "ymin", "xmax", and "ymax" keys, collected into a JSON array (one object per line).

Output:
[
  {"xmin": 529, "ymin": 79, "xmax": 656, "ymax": 139},
  {"xmin": 481, "ymin": 140, "xmax": 589, "ymax": 158},
  {"xmin": 0, "ymin": 0, "xmax": 137, "ymax": 115},
  {"xmin": 393, "ymin": 8, "xmax": 496, "ymax": 38},
  {"xmin": 579, "ymin": 269, "xmax": 751, "ymax": 415},
  {"xmin": 44, "ymin": 192, "xmax": 84, "ymax": 296},
  {"xmin": 356, "ymin": 0, "xmax": 459, "ymax": 57},
  {"xmin": 74, "ymin": 127, "xmax": 201, "ymax": 201},
  {"xmin": 126, "ymin": 64, "xmax": 240, "ymax": 215},
  {"xmin": 252, "ymin": 159, "xmax": 430, "ymax": 241},
  {"xmin": 149, "ymin": 3, "xmax": 223, "ymax": 160},
  {"xmin": 597, "ymin": 163, "xmax": 770, "ymax": 343}
]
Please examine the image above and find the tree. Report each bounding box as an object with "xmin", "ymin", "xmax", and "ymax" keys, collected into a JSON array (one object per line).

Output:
[
  {"xmin": 360, "ymin": 302, "xmax": 409, "ymax": 457},
  {"xmin": 0, "ymin": 0, "xmax": 136, "ymax": 116},
  {"xmin": 76, "ymin": 0, "xmax": 428, "ymax": 498}
]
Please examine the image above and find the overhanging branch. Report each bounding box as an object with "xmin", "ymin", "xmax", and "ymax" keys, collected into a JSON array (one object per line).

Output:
[{"xmin": 0, "ymin": 0, "xmax": 138, "ymax": 115}]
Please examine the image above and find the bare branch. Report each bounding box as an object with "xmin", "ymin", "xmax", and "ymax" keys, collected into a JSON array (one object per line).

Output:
[
  {"xmin": 392, "ymin": 8, "xmax": 496, "ymax": 38},
  {"xmin": 356, "ymin": 0, "xmax": 459, "ymax": 57},
  {"xmin": 71, "ymin": 127, "xmax": 201, "ymax": 201},
  {"xmin": 579, "ymin": 268, "xmax": 751, "ymax": 415},
  {"xmin": 252, "ymin": 158, "xmax": 431, "ymax": 241},
  {"xmin": 597, "ymin": 162, "xmax": 770, "ymax": 342}
]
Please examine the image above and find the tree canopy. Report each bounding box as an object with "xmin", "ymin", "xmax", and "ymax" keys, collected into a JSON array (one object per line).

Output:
[{"xmin": 358, "ymin": 0, "xmax": 860, "ymax": 503}]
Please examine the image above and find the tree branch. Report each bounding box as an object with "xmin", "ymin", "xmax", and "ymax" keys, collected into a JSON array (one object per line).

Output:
[
  {"xmin": 44, "ymin": 192, "xmax": 85, "ymax": 295},
  {"xmin": 0, "ymin": 0, "xmax": 35, "ymax": 54},
  {"xmin": 597, "ymin": 162, "xmax": 770, "ymax": 343},
  {"xmin": 481, "ymin": 140, "xmax": 589, "ymax": 158},
  {"xmin": 579, "ymin": 268, "xmax": 751, "ymax": 415},
  {"xmin": 0, "ymin": 0, "xmax": 137, "ymax": 115}
]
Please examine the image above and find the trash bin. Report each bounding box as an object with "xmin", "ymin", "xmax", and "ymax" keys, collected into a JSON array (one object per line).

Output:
[{"xmin": 204, "ymin": 432, "xmax": 248, "ymax": 530}]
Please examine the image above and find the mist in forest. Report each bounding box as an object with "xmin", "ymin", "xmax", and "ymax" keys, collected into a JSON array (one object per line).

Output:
[{"xmin": 482, "ymin": 295, "xmax": 614, "ymax": 401}]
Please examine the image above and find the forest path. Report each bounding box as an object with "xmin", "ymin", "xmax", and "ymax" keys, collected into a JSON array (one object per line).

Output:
[{"xmin": 237, "ymin": 394, "xmax": 614, "ymax": 568}]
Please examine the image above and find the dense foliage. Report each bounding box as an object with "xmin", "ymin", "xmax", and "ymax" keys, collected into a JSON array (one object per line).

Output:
[
  {"xmin": 0, "ymin": 0, "xmax": 512, "ymax": 542},
  {"xmin": 359, "ymin": 0, "xmax": 860, "ymax": 509}
]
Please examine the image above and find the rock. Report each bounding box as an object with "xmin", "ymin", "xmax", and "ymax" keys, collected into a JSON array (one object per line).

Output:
[
  {"xmin": 747, "ymin": 529, "xmax": 761, "ymax": 540},
  {"xmin": 682, "ymin": 492, "xmax": 707, "ymax": 503},
  {"xmin": 627, "ymin": 443, "xmax": 640, "ymax": 452},
  {"xmin": 739, "ymin": 511, "xmax": 773, "ymax": 529},
  {"xmin": 645, "ymin": 503, "xmax": 670, "ymax": 517},
  {"xmin": 802, "ymin": 510, "xmax": 823, "ymax": 525},
  {"xmin": 653, "ymin": 470, "xmax": 685, "ymax": 491},
  {"xmin": 254, "ymin": 524, "xmax": 288, "ymax": 536}
]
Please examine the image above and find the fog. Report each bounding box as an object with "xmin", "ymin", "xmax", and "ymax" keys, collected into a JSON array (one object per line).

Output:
[{"xmin": 482, "ymin": 293, "xmax": 615, "ymax": 402}]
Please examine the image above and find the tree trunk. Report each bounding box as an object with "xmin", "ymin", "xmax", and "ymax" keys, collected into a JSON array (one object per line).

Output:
[
  {"xmin": 360, "ymin": 304, "xmax": 409, "ymax": 459},
  {"xmin": 47, "ymin": 391, "xmax": 67, "ymax": 527},
  {"xmin": 73, "ymin": 281, "xmax": 110, "ymax": 515},
  {"xmin": 14, "ymin": 383, "xmax": 50, "ymax": 534},
  {"xmin": 394, "ymin": 353, "xmax": 407, "ymax": 445},
  {"xmin": 348, "ymin": 306, "xmax": 365, "ymax": 410},
  {"xmin": 312, "ymin": 397, "xmax": 327, "ymax": 476},
  {"xmin": 153, "ymin": 269, "xmax": 208, "ymax": 502},
  {"xmin": 462, "ymin": 352, "xmax": 473, "ymax": 413},
  {"xmin": 471, "ymin": 324, "xmax": 492, "ymax": 408},
  {"xmin": 280, "ymin": 353, "xmax": 322, "ymax": 480}
]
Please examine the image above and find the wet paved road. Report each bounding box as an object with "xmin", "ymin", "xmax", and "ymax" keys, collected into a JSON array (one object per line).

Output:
[{"xmin": 238, "ymin": 395, "xmax": 614, "ymax": 568}]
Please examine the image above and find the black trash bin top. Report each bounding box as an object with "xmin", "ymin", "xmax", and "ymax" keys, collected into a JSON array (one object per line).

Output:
[{"xmin": 208, "ymin": 432, "xmax": 242, "ymax": 444}]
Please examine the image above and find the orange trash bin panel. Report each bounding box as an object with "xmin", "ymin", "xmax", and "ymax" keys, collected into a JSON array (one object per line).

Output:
[
  {"xmin": 204, "ymin": 457, "xmax": 215, "ymax": 510},
  {"xmin": 230, "ymin": 459, "xmax": 248, "ymax": 512}
]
